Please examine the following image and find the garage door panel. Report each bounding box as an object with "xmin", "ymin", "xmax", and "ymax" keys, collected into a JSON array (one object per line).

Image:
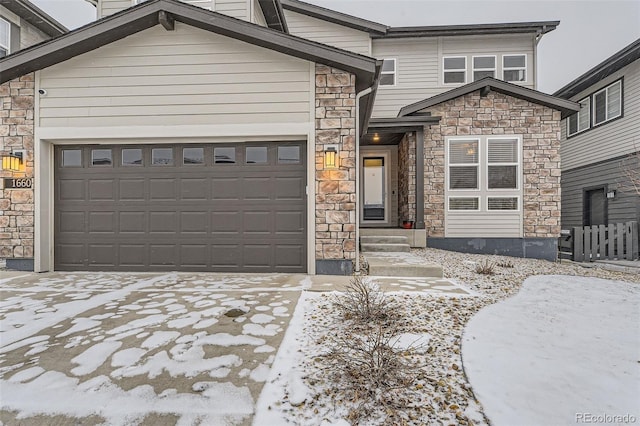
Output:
[
  {"xmin": 59, "ymin": 180, "xmax": 85, "ymax": 201},
  {"xmin": 120, "ymin": 244, "xmax": 147, "ymax": 266},
  {"xmin": 275, "ymin": 245, "xmax": 305, "ymax": 268},
  {"xmin": 89, "ymin": 179, "xmax": 115, "ymax": 201},
  {"xmin": 89, "ymin": 244, "xmax": 117, "ymax": 266},
  {"xmin": 181, "ymin": 178, "xmax": 209, "ymax": 200},
  {"xmin": 59, "ymin": 211, "xmax": 85, "ymax": 233},
  {"xmin": 181, "ymin": 212, "xmax": 208, "ymax": 234},
  {"xmin": 212, "ymin": 244, "xmax": 241, "ymax": 268},
  {"xmin": 212, "ymin": 178, "xmax": 241, "ymax": 200},
  {"xmin": 244, "ymin": 244, "xmax": 273, "ymax": 267},
  {"xmin": 149, "ymin": 211, "xmax": 177, "ymax": 234},
  {"xmin": 150, "ymin": 244, "xmax": 178, "ymax": 266},
  {"xmin": 56, "ymin": 244, "xmax": 85, "ymax": 266},
  {"xmin": 120, "ymin": 179, "xmax": 146, "ymax": 200},
  {"xmin": 244, "ymin": 211, "xmax": 272, "ymax": 233},
  {"xmin": 211, "ymin": 211, "xmax": 241, "ymax": 235},
  {"xmin": 89, "ymin": 212, "xmax": 116, "ymax": 233},
  {"xmin": 150, "ymin": 179, "xmax": 176, "ymax": 200},
  {"xmin": 180, "ymin": 245, "xmax": 209, "ymax": 267},
  {"xmin": 119, "ymin": 212, "xmax": 146, "ymax": 233},
  {"xmin": 55, "ymin": 143, "xmax": 306, "ymax": 272},
  {"xmin": 275, "ymin": 177, "xmax": 305, "ymax": 200}
]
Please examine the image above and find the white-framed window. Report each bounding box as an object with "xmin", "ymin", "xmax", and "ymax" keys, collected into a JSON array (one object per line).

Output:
[
  {"xmin": 448, "ymin": 139, "xmax": 479, "ymax": 190},
  {"xmin": 593, "ymin": 79, "xmax": 622, "ymax": 126},
  {"xmin": 503, "ymin": 54, "xmax": 526, "ymax": 82},
  {"xmin": 446, "ymin": 136, "xmax": 521, "ymax": 211},
  {"xmin": 567, "ymin": 97, "xmax": 590, "ymax": 136},
  {"xmin": 487, "ymin": 138, "xmax": 519, "ymax": 190},
  {"xmin": 443, "ymin": 56, "xmax": 466, "ymax": 84},
  {"xmin": 380, "ymin": 58, "xmax": 396, "ymax": 86},
  {"xmin": 0, "ymin": 17, "xmax": 10, "ymax": 58},
  {"xmin": 472, "ymin": 55, "xmax": 496, "ymax": 81}
]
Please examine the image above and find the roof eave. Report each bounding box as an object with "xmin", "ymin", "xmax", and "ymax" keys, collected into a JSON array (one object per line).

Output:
[
  {"xmin": 0, "ymin": 0, "xmax": 68, "ymax": 37},
  {"xmin": 399, "ymin": 78, "xmax": 580, "ymax": 119},
  {"xmin": 257, "ymin": 0, "xmax": 288, "ymax": 32},
  {"xmin": 553, "ymin": 38, "xmax": 640, "ymax": 99},
  {"xmin": 0, "ymin": 0, "xmax": 378, "ymax": 90},
  {"xmin": 280, "ymin": 0, "xmax": 387, "ymax": 35},
  {"xmin": 378, "ymin": 21, "xmax": 559, "ymax": 39}
]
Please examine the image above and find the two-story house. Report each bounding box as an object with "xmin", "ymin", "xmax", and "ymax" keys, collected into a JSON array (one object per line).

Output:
[
  {"xmin": 0, "ymin": 0, "xmax": 578, "ymax": 274},
  {"xmin": 554, "ymin": 39, "xmax": 640, "ymax": 234},
  {"xmin": 0, "ymin": 0, "xmax": 67, "ymax": 56}
]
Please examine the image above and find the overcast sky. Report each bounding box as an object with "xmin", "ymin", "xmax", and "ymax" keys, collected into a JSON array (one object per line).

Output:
[{"xmin": 30, "ymin": 0, "xmax": 640, "ymax": 94}]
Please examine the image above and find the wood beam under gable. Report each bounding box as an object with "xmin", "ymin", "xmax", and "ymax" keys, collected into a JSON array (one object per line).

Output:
[
  {"xmin": 480, "ymin": 85, "xmax": 491, "ymax": 97},
  {"xmin": 159, "ymin": 11, "xmax": 175, "ymax": 31}
]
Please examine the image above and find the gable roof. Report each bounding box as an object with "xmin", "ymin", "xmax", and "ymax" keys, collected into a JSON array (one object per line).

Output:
[
  {"xmin": 280, "ymin": 0, "xmax": 558, "ymax": 39},
  {"xmin": 399, "ymin": 77, "xmax": 579, "ymax": 118},
  {"xmin": 553, "ymin": 38, "xmax": 640, "ymax": 100},
  {"xmin": 280, "ymin": 0, "xmax": 387, "ymax": 35},
  {"xmin": 0, "ymin": 0, "xmax": 380, "ymax": 92},
  {"xmin": 0, "ymin": 0, "xmax": 67, "ymax": 37}
]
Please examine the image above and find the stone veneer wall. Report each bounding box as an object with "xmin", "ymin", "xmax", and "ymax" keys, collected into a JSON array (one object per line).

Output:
[
  {"xmin": 0, "ymin": 74, "xmax": 35, "ymax": 260},
  {"xmin": 398, "ymin": 133, "xmax": 416, "ymax": 223},
  {"xmin": 314, "ymin": 65, "xmax": 357, "ymax": 266},
  {"xmin": 422, "ymin": 90, "xmax": 562, "ymax": 238}
]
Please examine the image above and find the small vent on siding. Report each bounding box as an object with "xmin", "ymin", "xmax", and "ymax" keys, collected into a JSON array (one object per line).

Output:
[
  {"xmin": 449, "ymin": 197, "xmax": 479, "ymax": 211},
  {"xmin": 488, "ymin": 197, "xmax": 518, "ymax": 210}
]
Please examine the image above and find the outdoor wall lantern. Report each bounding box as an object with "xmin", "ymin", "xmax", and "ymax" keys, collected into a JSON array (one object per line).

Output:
[
  {"xmin": 324, "ymin": 145, "xmax": 339, "ymax": 169},
  {"xmin": 606, "ymin": 190, "xmax": 616, "ymax": 199},
  {"xmin": 1, "ymin": 150, "xmax": 25, "ymax": 172}
]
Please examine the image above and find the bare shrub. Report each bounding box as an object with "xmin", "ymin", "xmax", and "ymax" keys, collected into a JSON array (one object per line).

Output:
[
  {"xmin": 619, "ymin": 148, "xmax": 640, "ymax": 195},
  {"xmin": 475, "ymin": 260, "xmax": 496, "ymax": 275},
  {"xmin": 496, "ymin": 259, "xmax": 514, "ymax": 268},
  {"xmin": 323, "ymin": 324, "xmax": 422, "ymax": 423},
  {"xmin": 333, "ymin": 276, "xmax": 396, "ymax": 322}
]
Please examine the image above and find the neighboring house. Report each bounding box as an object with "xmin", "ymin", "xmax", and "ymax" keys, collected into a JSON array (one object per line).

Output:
[
  {"xmin": 0, "ymin": 0, "xmax": 578, "ymax": 274},
  {"xmin": 0, "ymin": 0, "xmax": 67, "ymax": 56},
  {"xmin": 554, "ymin": 39, "xmax": 640, "ymax": 232}
]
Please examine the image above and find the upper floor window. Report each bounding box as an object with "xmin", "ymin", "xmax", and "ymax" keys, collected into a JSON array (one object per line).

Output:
[
  {"xmin": 443, "ymin": 57, "xmax": 466, "ymax": 84},
  {"xmin": 0, "ymin": 18, "xmax": 10, "ymax": 58},
  {"xmin": 593, "ymin": 80, "xmax": 621, "ymax": 126},
  {"xmin": 473, "ymin": 56, "xmax": 496, "ymax": 81},
  {"xmin": 380, "ymin": 59, "xmax": 396, "ymax": 86},
  {"xmin": 567, "ymin": 98, "xmax": 590, "ymax": 136},
  {"xmin": 503, "ymin": 55, "xmax": 526, "ymax": 82}
]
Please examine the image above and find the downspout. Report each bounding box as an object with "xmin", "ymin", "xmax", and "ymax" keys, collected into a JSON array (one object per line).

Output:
[{"xmin": 354, "ymin": 86, "xmax": 373, "ymax": 273}]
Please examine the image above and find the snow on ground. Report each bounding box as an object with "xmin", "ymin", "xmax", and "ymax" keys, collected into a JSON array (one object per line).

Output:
[
  {"xmin": 462, "ymin": 275, "xmax": 640, "ymax": 426},
  {"xmin": 0, "ymin": 272, "xmax": 306, "ymax": 425}
]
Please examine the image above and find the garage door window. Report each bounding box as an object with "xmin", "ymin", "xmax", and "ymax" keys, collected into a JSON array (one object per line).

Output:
[
  {"xmin": 214, "ymin": 147, "xmax": 236, "ymax": 164},
  {"xmin": 278, "ymin": 146, "xmax": 301, "ymax": 164},
  {"xmin": 152, "ymin": 148, "xmax": 173, "ymax": 165},
  {"xmin": 122, "ymin": 148, "xmax": 143, "ymax": 166},
  {"xmin": 183, "ymin": 147, "xmax": 204, "ymax": 165},
  {"xmin": 91, "ymin": 149, "xmax": 113, "ymax": 166},
  {"xmin": 62, "ymin": 149, "xmax": 82, "ymax": 167},
  {"xmin": 246, "ymin": 146, "xmax": 268, "ymax": 164}
]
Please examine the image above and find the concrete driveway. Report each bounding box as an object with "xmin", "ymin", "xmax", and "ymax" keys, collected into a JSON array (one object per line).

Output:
[{"xmin": 0, "ymin": 271, "xmax": 330, "ymax": 425}]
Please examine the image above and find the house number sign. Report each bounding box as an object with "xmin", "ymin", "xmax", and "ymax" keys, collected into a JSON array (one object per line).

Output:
[{"xmin": 3, "ymin": 178, "xmax": 34, "ymax": 189}]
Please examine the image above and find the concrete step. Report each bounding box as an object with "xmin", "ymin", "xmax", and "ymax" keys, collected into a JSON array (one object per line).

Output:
[
  {"xmin": 361, "ymin": 243, "xmax": 411, "ymax": 253},
  {"xmin": 363, "ymin": 252, "xmax": 443, "ymax": 278},
  {"xmin": 360, "ymin": 235, "xmax": 409, "ymax": 245}
]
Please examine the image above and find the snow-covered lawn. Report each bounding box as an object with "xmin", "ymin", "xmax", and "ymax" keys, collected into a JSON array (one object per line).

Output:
[{"xmin": 462, "ymin": 275, "xmax": 640, "ymax": 426}]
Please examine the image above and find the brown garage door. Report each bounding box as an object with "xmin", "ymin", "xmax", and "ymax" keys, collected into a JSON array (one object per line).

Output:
[{"xmin": 54, "ymin": 143, "xmax": 307, "ymax": 272}]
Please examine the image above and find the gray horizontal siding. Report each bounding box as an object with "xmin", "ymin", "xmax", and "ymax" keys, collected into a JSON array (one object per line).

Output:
[
  {"xmin": 446, "ymin": 212, "xmax": 522, "ymax": 237},
  {"xmin": 38, "ymin": 23, "xmax": 311, "ymax": 127},
  {"xmin": 284, "ymin": 10, "xmax": 371, "ymax": 56},
  {"xmin": 561, "ymin": 156, "xmax": 640, "ymax": 229},
  {"xmin": 372, "ymin": 34, "xmax": 535, "ymax": 118},
  {"xmin": 560, "ymin": 59, "xmax": 640, "ymax": 170},
  {"xmin": 100, "ymin": 0, "xmax": 246, "ymax": 19}
]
